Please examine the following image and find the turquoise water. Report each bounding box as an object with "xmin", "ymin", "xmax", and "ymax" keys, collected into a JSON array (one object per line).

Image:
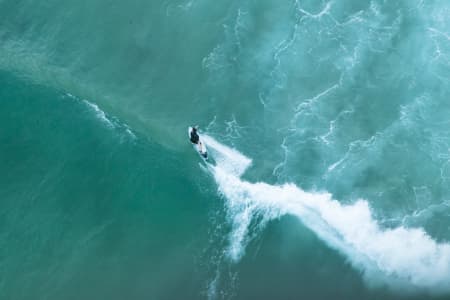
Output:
[{"xmin": 1, "ymin": 0, "xmax": 450, "ymax": 299}]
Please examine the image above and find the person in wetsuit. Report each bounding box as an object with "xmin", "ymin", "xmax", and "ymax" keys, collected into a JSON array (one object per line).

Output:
[
  {"xmin": 190, "ymin": 126, "xmax": 200, "ymax": 144},
  {"xmin": 190, "ymin": 126, "xmax": 208, "ymax": 159}
]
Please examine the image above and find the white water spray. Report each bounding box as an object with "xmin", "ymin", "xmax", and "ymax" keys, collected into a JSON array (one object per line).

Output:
[{"xmin": 204, "ymin": 135, "xmax": 450, "ymax": 293}]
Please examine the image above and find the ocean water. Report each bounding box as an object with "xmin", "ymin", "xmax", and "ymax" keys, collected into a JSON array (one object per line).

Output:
[{"xmin": 1, "ymin": 0, "xmax": 450, "ymax": 299}]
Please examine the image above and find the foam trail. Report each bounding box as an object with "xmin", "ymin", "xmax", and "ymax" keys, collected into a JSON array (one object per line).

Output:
[
  {"xmin": 82, "ymin": 99, "xmax": 115, "ymax": 128},
  {"xmin": 202, "ymin": 135, "xmax": 251, "ymax": 177},
  {"xmin": 204, "ymin": 135, "xmax": 450, "ymax": 293},
  {"xmin": 63, "ymin": 94, "xmax": 136, "ymax": 140}
]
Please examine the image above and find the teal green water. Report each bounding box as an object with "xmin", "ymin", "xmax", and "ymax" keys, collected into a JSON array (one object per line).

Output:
[{"xmin": 1, "ymin": 0, "xmax": 450, "ymax": 299}]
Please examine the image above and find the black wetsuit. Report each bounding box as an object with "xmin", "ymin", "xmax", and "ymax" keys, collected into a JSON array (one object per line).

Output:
[{"xmin": 190, "ymin": 128, "xmax": 199, "ymax": 144}]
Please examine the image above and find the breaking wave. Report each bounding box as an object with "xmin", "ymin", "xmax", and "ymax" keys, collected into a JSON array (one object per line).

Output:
[{"xmin": 204, "ymin": 135, "xmax": 450, "ymax": 294}]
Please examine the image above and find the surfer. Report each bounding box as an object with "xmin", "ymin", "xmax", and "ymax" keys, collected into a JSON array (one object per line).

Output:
[
  {"xmin": 189, "ymin": 126, "xmax": 208, "ymax": 159},
  {"xmin": 190, "ymin": 126, "xmax": 200, "ymax": 144}
]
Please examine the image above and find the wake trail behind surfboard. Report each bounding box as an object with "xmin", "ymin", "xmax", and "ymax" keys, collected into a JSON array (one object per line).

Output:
[{"xmin": 202, "ymin": 134, "xmax": 450, "ymax": 294}]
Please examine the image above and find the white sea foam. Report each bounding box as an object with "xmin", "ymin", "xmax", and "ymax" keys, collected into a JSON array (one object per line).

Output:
[
  {"xmin": 202, "ymin": 135, "xmax": 251, "ymax": 177},
  {"xmin": 204, "ymin": 135, "xmax": 450, "ymax": 293},
  {"xmin": 82, "ymin": 99, "xmax": 115, "ymax": 128},
  {"xmin": 65, "ymin": 95, "xmax": 136, "ymax": 140}
]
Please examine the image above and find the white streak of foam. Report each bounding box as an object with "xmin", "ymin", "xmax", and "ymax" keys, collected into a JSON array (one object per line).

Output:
[
  {"xmin": 82, "ymin": 100, "xmax": 114, "ymax": 128},
  {"xmin": 295, "ymin": 83, "xmax": 339, "ymax": 114},
  {"xmin": 202, "ymin": 135, "xmax": 251, "ymax": 177},
  {"xmin": 205, "ymin": 135, "xmax": 450, "ymax": 293},
  {"xmin": 327, "ymin": 156, "xmax": 346, "ymax": 172},
  {"xmin": 124, "ymin": 124, "xmax": 137, "ymax": 140},
  {"xmin": 296, "ymin": 0, "xmax": 333, "ymax": 20},
  {"xmin": 76, "ymin": 98, "xmax": 135, "ymax": 140}
]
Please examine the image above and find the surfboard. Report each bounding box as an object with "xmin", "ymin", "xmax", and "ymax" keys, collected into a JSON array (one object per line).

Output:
[{"xmin": 188, "ymin": 127, "xmax": 208, "ymax": 159}]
